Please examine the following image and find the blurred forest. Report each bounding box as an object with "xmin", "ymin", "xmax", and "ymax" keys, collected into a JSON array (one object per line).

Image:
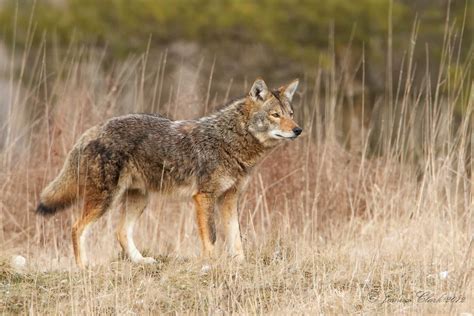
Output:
[
  {"xmin": 0, "ymin": 0, "xmax": 471, "ymax": 91},
  {"xmin": 0, "ymin": 0, "xmax": 471, "ymax": 152}
]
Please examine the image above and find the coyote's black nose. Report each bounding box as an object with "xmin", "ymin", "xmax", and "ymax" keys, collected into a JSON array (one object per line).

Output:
[{"xmin": 293, "ymin": 127, "xmax": 303, "ymax": 136}]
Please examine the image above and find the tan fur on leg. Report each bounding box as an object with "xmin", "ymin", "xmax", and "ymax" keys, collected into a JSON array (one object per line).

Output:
[
  {"xmin": 117, "ymin": 190, "xmax": 155, "ymax": 264},
  {"xmin": 193, "ymin": 193, "xmax": 217, "ymax": 259},
  {"xmin": 72, "ymin": 202, "xmax": 104, "ymax": 268},
  {"xmin": 220, "ymin": 188, "xmax": 244, "ymax": 261}
]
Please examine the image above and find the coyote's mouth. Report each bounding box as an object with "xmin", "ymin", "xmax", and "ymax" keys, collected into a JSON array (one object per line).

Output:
[{"xmin": 273, "ymin": 133, "xmax": 297, "ymax": 140}]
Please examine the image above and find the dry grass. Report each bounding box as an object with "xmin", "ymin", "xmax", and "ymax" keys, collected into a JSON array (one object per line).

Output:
[{"xmin": 0, "ymin": 21, "xmax": 473, "ymax": 314}]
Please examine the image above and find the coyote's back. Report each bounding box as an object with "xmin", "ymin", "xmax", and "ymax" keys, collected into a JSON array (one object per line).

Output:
[{"xmin": 38, "ymin": 114, "xmax": 199, "ymax": 215}]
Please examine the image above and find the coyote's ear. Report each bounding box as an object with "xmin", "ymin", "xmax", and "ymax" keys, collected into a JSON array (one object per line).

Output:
[
  {"xmin": 249, "ymin": 78, "xmax": 269, "ymax": 101},
  {"xmin": 280, "ymin": 79, "xmax": 299, "ymax": 102}
]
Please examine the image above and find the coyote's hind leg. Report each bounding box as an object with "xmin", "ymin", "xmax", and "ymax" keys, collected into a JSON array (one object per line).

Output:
[
  {"xmin": 72, "ymin": 195, "xmax": 111, "ymax": 268},
  {"xmin": 117, "ymin": 190, "xmax": 155, "ymax": 264}
]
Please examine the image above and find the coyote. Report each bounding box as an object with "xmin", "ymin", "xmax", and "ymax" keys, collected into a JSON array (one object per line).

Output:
[{"xmin": 37, "ymin": 78, "xmax": 302, "ymax": 268}]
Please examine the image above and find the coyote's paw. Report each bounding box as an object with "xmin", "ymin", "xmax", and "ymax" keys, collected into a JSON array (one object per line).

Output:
[
  {"xmin": 201, "ymin": 264, "xmax": 212, "ymax": 274},
  {"xmin": 134, "ymin": 256, "xmax": 156, "ymax": 264},
  {"xmin": 142, "ymin": 257, "xmax": 157, "ymax": 264}
]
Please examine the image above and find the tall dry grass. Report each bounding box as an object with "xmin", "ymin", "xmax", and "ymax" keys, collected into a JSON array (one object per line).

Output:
[{"xmin": 0, "ymin": 12, "xmax": 472, "ymax": 314}]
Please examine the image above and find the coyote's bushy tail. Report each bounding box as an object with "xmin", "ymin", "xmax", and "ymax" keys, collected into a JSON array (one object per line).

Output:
[{"xmin": 36, "ymin": 149, "xmax": 80, "ymax": 216}]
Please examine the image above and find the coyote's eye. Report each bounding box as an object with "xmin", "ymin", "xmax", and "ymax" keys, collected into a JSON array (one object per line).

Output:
[{"xmin": 271, "ymin": 113, "xmax": 280, "ymax": 118}]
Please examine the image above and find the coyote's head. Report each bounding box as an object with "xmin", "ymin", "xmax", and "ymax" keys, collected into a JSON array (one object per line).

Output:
[{"xmin": 247, "ymin": 78, "xmax": 302, "ymax": 146}]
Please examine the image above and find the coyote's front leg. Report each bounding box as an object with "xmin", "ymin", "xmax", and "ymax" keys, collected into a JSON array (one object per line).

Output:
[
  {"xmin": 193, "ymin": 193, "xmax": 217, "ymax": 259},
  {"xmin": 220, "ymin": 188, "xmax": 244, "ymax": 261}
]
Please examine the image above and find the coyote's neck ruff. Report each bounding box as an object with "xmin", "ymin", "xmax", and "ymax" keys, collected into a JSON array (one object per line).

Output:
[{"xmin": 37, "ymin": 78, "xmax": 302, "ymax": 268}]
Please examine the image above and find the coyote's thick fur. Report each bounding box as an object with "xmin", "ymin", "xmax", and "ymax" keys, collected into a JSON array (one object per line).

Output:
[{"xmin": 37, "ymin": 78, "xmax": 302, "ymax": 268}]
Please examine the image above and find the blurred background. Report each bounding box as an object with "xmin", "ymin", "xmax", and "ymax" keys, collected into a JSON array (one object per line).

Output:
[
  {"xmin": 0, "ymin": 0, "xmax": 471, "ymax": 222},
  {"xmin": 0, "ymin": 0, "xmax": 471, "ymax": 239},
  {"xmin": 0, "ymin": 0, "xmax": 471, "ymax": 127}
]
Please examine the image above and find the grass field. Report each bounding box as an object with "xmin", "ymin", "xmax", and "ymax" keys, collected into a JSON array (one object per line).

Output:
[{"xmin": 0, "ymin": 23, "xmax": 472, "ymax": 314}]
